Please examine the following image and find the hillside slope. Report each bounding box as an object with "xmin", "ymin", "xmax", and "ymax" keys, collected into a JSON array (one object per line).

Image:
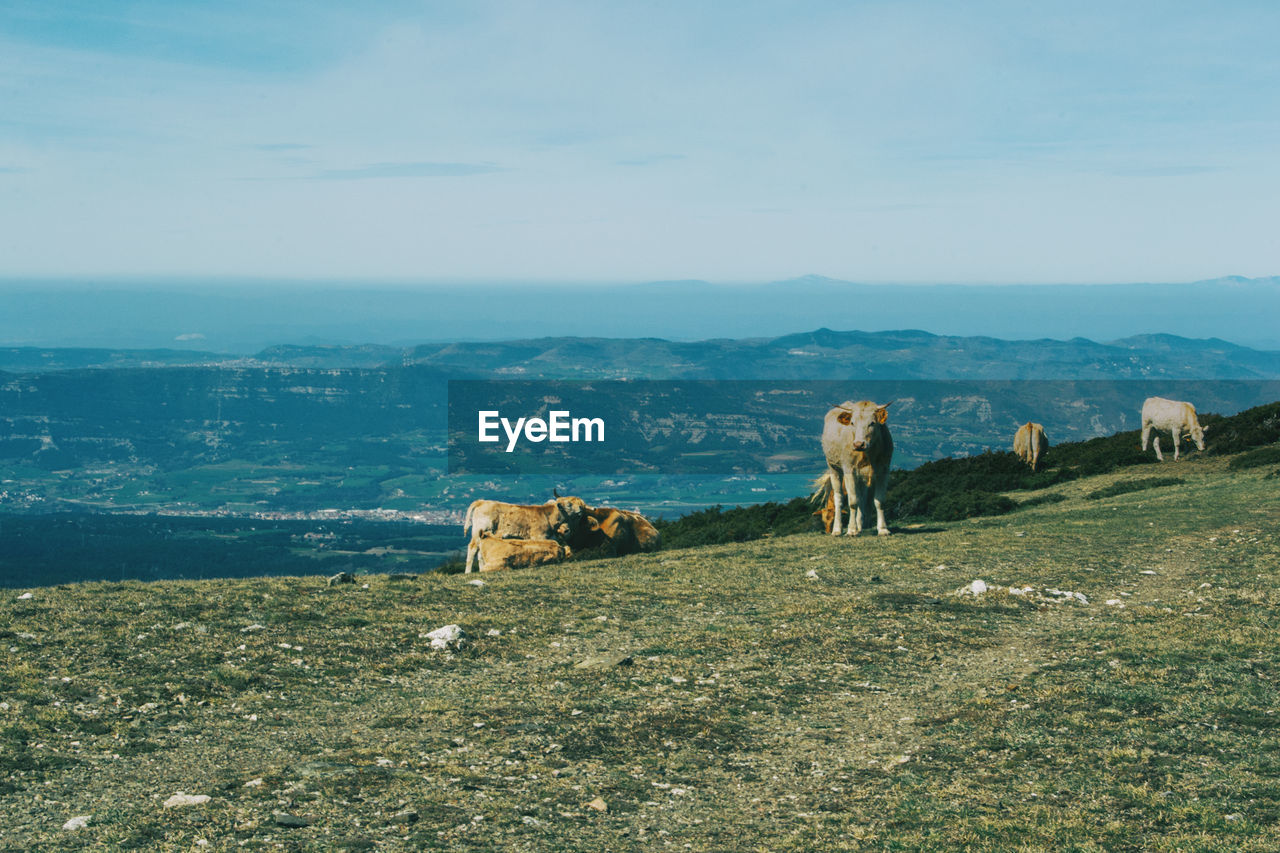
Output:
[{"xmin": 2, "ymin": 456, "xmax": 1279, "ymax": 850}]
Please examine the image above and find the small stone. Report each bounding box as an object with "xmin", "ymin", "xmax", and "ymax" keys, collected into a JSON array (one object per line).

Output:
[
  {"xmin": 63, "ymin": 815, "xmax": 92, "ymax": 831},
  {"xmin": 327, "ymin": 571, "xmax": 356, "ymax": 587},
  {"xmin": 586, "ymin": 797, "xmax": 608, "ymax": 812},
  {"xmin": 163, "ymin": 793, "xmax": 211, "ymax": 809},
  {"xmin": 273, "ymin": 811, "xmax": 313, "ymax": 827},
  {"xmin": 1225, "ymin": 813, "xmax": 1243, "ymax": 822},
  {"xmin": 805, "ymin": 569, "xmax": 819, "ymax": 580},
  {"xmin": 17, "ymin": 592, "xmax": 33, "ymax": 600},
  {"xmin": 244, "ymin": 778, "xmax": 264, "ymax": 787},
  {"xmin": 487, "ymin": 629, "xmax": 502, "ymax": 637},
  {"xmin": 963, "ymin": 580, "xmax": 988, "ymax": 596},
  {"xmin": 391, "ymin": 808, "xmax": 419, "ymax": 824},
  {"xmin": 425, "ymin": 624, "xmax": 466, "ymax": 650},
  {"xmin": 240, "ymin": 624, "xmax": 266, "ymax": 633},
  {"xmin": 574, "ymin": 654, "xmax": 633, "ymax": 670},
  {"xmin": 468, "ymin": 579, "xmax": 485, "ymax": 587}
]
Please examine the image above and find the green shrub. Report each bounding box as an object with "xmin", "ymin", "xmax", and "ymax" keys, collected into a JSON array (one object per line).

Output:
[
  {"xmin": 1226, "ymin": 444, "xmax": 1280, "ymax": 470},
  {"xmin": 1085, "ymin": 477, "xmax": 1185, "ymax": 500}
]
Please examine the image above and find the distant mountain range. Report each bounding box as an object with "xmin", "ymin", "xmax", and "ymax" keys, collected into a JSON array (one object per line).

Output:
[
  {"xmin": 2, "ymin": 328, "xmax": 1278, "ymax": 517},
  {"xmin": 2, "ymin": 275, "xmax": 1278, "ymax": 351},
  {"xmin": 4, "ymin": 328, "xmax": 1280, "ymax": 378}
]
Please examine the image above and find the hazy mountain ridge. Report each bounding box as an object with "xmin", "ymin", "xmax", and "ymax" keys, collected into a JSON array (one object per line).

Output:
[
  {"xmin": 4, "ymin": 328, "xmax": 1280, "ymax": 378},
  {"xmin": 2, "ymin": 275, "xmax": 1278, "ymax": 351}
]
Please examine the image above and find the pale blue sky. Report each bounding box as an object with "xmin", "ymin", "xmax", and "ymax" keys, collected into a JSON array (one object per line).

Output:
[{"xmin": 2, "ymin": 1, "xmax": 1278, "ymax": 283}]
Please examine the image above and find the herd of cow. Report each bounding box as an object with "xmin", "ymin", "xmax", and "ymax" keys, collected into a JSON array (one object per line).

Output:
[{"xmin": 462, "ymin": 395, "xmax": 1209, "ymax": 569}]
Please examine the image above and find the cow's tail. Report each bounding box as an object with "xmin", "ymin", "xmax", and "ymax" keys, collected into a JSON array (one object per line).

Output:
[
  {"xmin": 808, "ymin": 471, "xmax": 833, "ymax": 505},
  {"xmin": 463, "ymin": 501, "xmax": 478, "ymax": 535}
]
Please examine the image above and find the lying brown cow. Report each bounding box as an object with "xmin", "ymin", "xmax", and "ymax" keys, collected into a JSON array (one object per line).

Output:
[
  {"xmin": 571, "ymin": 507, "xmax": 662, "ymax": 556},
  {"xmin": 462, "ymin": 495, "xmax": 589, "ymax": 573},
  {"xmin": 475, "ymin": 531, "xmax": 571, "ymax": 572}
]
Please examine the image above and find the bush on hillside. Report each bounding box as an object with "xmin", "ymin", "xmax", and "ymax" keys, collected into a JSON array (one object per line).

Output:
[
  {"xmin": 1226, "ymin": 445, "xmax": 1280, "ymax": 470},
  {"xmin": 1085, "ymin": 477, "xmax": 1185, "ymax": 500},
  {"xmin": 1206, "ymin": 402, "xmax": 1280, "ymax": 456}
]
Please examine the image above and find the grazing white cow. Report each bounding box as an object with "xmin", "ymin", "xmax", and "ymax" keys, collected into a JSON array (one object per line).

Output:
[
  {"xmin": 1141, "ymin": 396, "xmax": 1207, "ymax": 462},
  {"xmin": 475, "ymin": 531, "xmax": 571, "ymax": 572},
  {"xmin": 462, "ymin": 495, "xmax": 588, "ymax": 572},
  {"xmin": 821, "ymin": 400, "xmax": 894, "ymax": 536},
  {"xmin": 1013, "ymin": 422, "xmax": 1049, "ymax": 471}
]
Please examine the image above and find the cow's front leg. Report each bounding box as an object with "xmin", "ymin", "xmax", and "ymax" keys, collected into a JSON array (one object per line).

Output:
[
  {"xmin": 844, "ymin": 465, "xmax": 860, "ymax": 536},
  {"xmin": 1172, "ymin": 432, "xmax": 1181, "ymax": 461}
]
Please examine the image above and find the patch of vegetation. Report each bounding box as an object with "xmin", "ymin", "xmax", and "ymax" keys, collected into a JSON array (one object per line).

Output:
[
  {"xmin": 1086, "ymin": 477, "xmax": 1187, "ymax": 500},
  {"xmin": 1206, "ymin": 401, "xmax": 1280, "ymax": 456},
  {"xmin": 1227, "ymin": 444, "xmax": 1280, "ymax": 470}
]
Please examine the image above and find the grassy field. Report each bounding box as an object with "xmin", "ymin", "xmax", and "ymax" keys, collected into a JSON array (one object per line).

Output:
[{"xmin": 2, "ymin": 454, "xmax": 1279, "ymax": 850}]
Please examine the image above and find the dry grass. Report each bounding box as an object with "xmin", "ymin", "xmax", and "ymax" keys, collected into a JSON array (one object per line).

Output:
[{"xmin": 2, "ymin": 455, "xmax": 1278, "ymax": 850}]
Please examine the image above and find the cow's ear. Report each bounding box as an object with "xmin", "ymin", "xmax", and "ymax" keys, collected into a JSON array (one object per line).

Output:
[
  {"xmin": 1201, "ymin": 424, "xmax": 1210, "ymax": 433},
  {"xmin": 875, "ymin": 406, "xmax": 890, "ymax": 424},
  {"xmin": 586, "ymin": 516, "xmax": 601, "ymax": 531},
  {"xmin": 837, "ymin": 412, "xmax": 852, "ymax": 425}
]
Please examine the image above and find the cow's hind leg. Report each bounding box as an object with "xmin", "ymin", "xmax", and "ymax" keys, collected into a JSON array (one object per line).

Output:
[
  {"xmin": 1152, "ymin": 434, "xmax": 1164, "ymax": 462},
  {"xmin": 828, "ymin": 467, "xmax": 844, "ymax": 535},
  {"xmin": 873, "ymin": 477, "xmax": 890, "ymax": 536},
  {"xmin": 1141, "ymin": 422, "xmax": 1151, "ymax": 452},
  {"xmin": 465, "ymin": 540, "xmax": 478, "ymax": 573}
]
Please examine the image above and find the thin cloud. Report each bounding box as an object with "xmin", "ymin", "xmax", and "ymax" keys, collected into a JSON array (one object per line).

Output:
[
  {"xmin": 615, "ymin": 154, "xmax": 686, "ymax": 167},
  {"xmin": 252, "ymin": 143, "xmax": 312, "ymax": 152},
  {"xmin": 0, "ymin": 167, "xmax": 28, "ymax": 174},
  {"xmin": 1111, "ymin": 165, "xmax": 1218, "ymax": 178},
  {"xmin": 311, "ymin": 162, "xmax": 504, "ymax": 180}
]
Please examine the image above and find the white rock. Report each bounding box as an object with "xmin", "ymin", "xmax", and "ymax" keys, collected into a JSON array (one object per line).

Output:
[
  {"xmin": 486, "ymin": 629, "xmax": 501, "ymax": 637},
  {"xmin": 468, "ymin": 579, "xmax": 485, "ymax": 587},
  {"xmin": 240, "ymin": 624, "xmax": 266, "ymax": 633},
  {"xmin": 17, "ymin": 592, "xmax": 33, "ymax": 600},
  {"xmin": 163, "ymin": 793, "xmax": 211, "ymax": 809},
  {"xmin": 1139, "ymin": 570, "xmax": 1157, "ymax": 575},
  {"xmin": 805, "ymin": 569, "xmax": 819, "ymax": 580},
  {"xmin": 244, "ymin": 778, "xmax": 264, "ymax": 788},
  {"xmin": 426, "ymin": 624, "xmax": 466, "ymax": 650},
  {"xmin": 964, "ymin": 580, "xmax": 988, "ymax": 596},
  {"xmin": 1105, "ymin": 599, "xmax": 1123, "ymax": 606},
  {"xmin": 63, "ymin": 815, "xmax": 92, "ymax": 831}
]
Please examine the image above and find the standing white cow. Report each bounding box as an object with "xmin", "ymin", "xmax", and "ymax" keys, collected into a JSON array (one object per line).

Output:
[
  {"xmin": 1140, "ymin": 397, "xmax": 1207, "ymax": 461},
  {"xmin": 821, "ymin": 400, "xmax": 894, "ymax": 536}
]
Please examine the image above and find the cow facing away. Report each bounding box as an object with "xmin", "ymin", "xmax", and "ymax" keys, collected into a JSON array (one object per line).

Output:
[
  {"xmin": 475, "ymin": 531, "xmax": 570, "ymax": 572},
  {"xmin": 462, "ymin": 496, "xmax": 588, "ymax": 573},
  {"xmin": 1013, "ymin": 422, "xmax": 1049, "ymax": 470},
  {"xmin": 571, "ymin": 506, "xmax": 662, "ymax": 556},
  {"xmin": 1141, "ymin": 397, "xmax": 1207, "ymax": 461},
  {"xmin": 821, "ymin": 400, "xmax": 894, "ymax": 536},
  {"xmin": 809, "ymin": 472, "xmax": 840, "ymax": 534}
]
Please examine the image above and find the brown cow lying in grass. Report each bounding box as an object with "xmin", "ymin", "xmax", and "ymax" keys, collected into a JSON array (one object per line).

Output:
[{"xmin": 475, "ymin": 531, "xmax": 571, "ymax": 572}]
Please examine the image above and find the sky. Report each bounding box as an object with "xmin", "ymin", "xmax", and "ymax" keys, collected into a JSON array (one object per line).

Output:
[{"xmin": 2, "ymin": 1, "xmax": 1279, "ymax": 284}]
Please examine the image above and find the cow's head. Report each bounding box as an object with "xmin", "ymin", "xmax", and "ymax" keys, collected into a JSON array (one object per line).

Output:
[
  {"xmin": 839, "ymin": 401, "xmax": 892, "ymax": 451},
  {"xmin": 1190, "ymin": 422, "xmax": 1206, "ymax": 450}
]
